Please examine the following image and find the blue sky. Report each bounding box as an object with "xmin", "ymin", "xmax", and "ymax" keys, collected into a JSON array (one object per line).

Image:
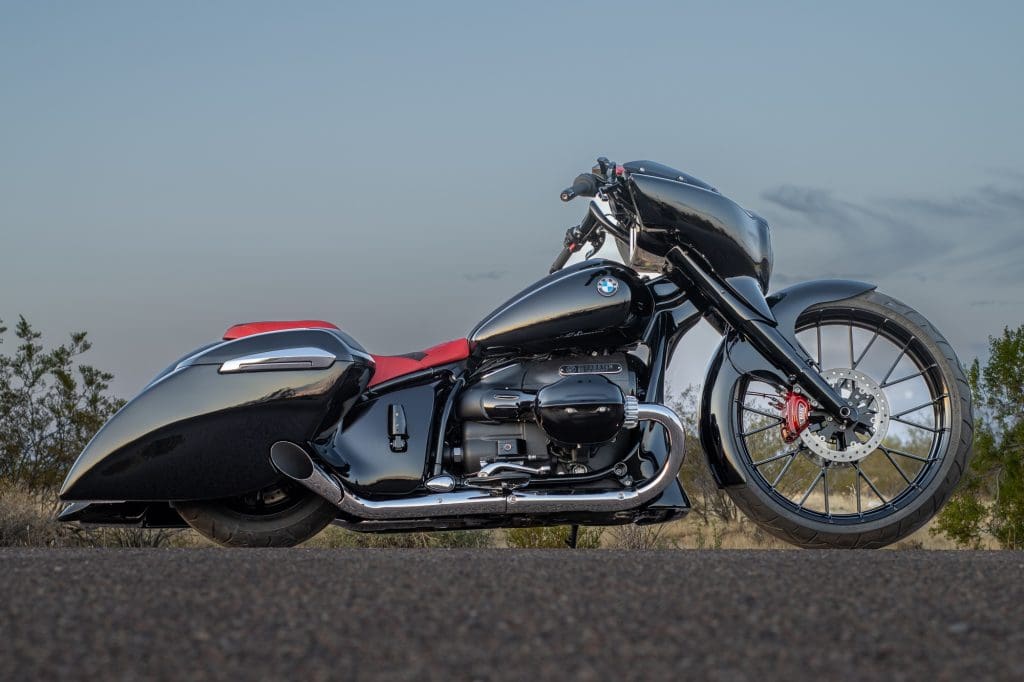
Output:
[{"xmin": 2, "ymin": 1, "xmax": 1023, "ymax": 395}]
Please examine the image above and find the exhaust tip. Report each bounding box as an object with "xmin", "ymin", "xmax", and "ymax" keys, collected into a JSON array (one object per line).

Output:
[{"xmin": 270, "ymin": 441, "xmax": 315, "ymax": 480}]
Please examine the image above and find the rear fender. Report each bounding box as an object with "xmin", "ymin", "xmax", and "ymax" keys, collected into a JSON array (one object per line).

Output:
[
  {"xmin": 60, "ymin": 329, "xmax": 372, "ymax": 502},
  {"xmin": 699, "ymin": 280, "xmax": 876, "ymax": 486}
]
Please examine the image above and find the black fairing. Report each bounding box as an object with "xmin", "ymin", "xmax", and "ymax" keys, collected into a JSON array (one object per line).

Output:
[
  {"xmin": 60, "ymin": 329, "xmax": 372, "ymax": 501},
  {"xmin": 627, "ymin": 173, "xmax": 773, "ymax": 291},
  {"xmin": 469, "ymin": 260, "xmax": 653, "ymax": 354},
  {"xmin": 316, "ymin": 378, "xmax": 445, "ymax": 496},
  {"xmin": 622, "ymin": 160, "xmax": 718, "ymax": 193}
]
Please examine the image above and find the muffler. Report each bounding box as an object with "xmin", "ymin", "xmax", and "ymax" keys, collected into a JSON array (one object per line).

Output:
[
  {"xmin": 269, "ymin": 441, "xmax": 344, "ymax": 506},
  {"xmin": 270, "ymin": 403, "xmax": 684, "ymax": 520}
]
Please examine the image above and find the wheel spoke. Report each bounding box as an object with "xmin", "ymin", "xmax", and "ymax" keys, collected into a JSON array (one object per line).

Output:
[
  {"xmin": 848, "ymin": 322, "xmax": 855, "ymax": 369},
  {"xmin": 771, "ymin": 451, "xmax": 799, "ymax": 487},
  {"xmin": 816, "ymin": 323, "xmax": 823, "ymax": 368},
  {"xmin": 881, "ymin": 447, "xmax": 914, "ymax": 486},
  {"xmin": 881, "ymin": 336, "xmax": 915, "ymax": 385},
  {"xmin": 797, "ymin": 468, "xmax": 824, "ymax": 510},
  {"xmin": 853, "ymin": 322, "xmax": 884, "ymax": 370},
  {"xmin": 740, "ymin": 403, "xmax": 784, "ymax": 421},
  {"xmin": 855, "ymin": 463, "xmax": 887, "ymax": 505},
  {"xmin": 891, "ymin": 394, "xmax": 947, "ymax": 419},
  {"xmin": 753, "ymin": 446, "xmax": 803, "ymax": 467},
  {"xmin": 880, "ymin": 363, "xmax": 937, "ymax": 389},
  {"xmin": 823, "ymin": 466, "xmax": 831, "ymax": 516},
  {"xmin": 881, "ymin": 445, "xmax": 935, "ymax": 463},
  {"xmin": 890, "ymin": 417, "xmax": 943, "ymax": 433},
  {"xmin": 742, "ymin": 419, "xmax": 784, "ymax": 438},
  {"xmin": 855, "ymin": 470, "xmax": 862, "ymax": 514}
]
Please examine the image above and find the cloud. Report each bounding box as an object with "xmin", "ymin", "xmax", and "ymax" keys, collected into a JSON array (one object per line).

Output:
[
  {"xmin": 760, "ymin": 185, "xmax": 948, "ymax": 276},
  {"xmin": 462, "ymin": 270, "xmax": 507, "ymax": 281},
  {"xmin": 760, "ymin": 176, "xmax": 1024, "ymax": 356}
]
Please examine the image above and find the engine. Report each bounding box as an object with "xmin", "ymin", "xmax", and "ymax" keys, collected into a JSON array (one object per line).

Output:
[{"xmin": 449, "ymin": 353, "xmax": 641, "ymax": 477}]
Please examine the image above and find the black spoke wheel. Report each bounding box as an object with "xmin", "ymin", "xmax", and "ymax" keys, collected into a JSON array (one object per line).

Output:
[
  {"xmin": 175, "ymin": 479, "xmax": 336, "ymax": 547},
  {"xmin": 723, "ymin": 291, "xmax": 973, "ymax": 548}
]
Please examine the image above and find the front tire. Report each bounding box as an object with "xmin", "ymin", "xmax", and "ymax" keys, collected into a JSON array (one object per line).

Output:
[
  {"xmin": 175, "ymin": 479, "xmax": 336, "ymax": 547},
  {"xmin": 724, "ymin": 290, "xmax": 973, "ymax": 549}
]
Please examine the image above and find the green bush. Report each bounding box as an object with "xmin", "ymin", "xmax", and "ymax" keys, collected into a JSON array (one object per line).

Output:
[{"xmin": 934, "ymin": 326, "xmax": 1024, "ymax": 549}]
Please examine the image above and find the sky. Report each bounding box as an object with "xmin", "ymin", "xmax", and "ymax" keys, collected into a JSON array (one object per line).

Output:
[{"xmin": 2, "ymin": 1, "xmax": 1023, "ymax": 397}]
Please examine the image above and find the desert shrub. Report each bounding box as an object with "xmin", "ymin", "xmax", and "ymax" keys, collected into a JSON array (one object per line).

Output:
[
  {"xmin": 0, "ymin": 317, "xmax": 124, "ymax": 491},
  {"xmin": 934, "ymin": 326, "xmax": 1024, "ymax": 549},
  {"xmin": 603, "ymin": 523, "xmax": 676, "ymax": 549},
  {"xmin": 306, "ymin": 525, "xmax": 494, "ymax": 549},
  {"xmin": 670, "ymin": 386, "xmax": 739, "ymax": 525},
  {"xmin": 0, "ymin": 482, "xmax": 184, "ymax": 548},
  {"xmin": 0, "ymin": 482, "xmax": 65, "ymax": 547},
  {"xmin": 504, "ymin": 525, "xmax": 602, "ymax": 549}
]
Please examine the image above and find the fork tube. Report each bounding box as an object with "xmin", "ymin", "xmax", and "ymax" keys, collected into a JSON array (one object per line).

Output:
[{"xmin": 665, "ymin": 247, "xmax": 854, "ymax": 420}]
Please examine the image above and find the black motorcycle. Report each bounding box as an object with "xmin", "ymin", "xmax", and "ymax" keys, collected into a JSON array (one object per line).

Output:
[{"xmin": 59, "ymin": 158, "xmax": 973, "ymax": 548}]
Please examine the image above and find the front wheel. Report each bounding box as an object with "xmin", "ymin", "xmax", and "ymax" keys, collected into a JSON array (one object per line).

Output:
[
  {"xmin": 724, "ymin": 291, "xmax": 973, "ymax": 549},
  {"xmin": 175, "ymin": 479, "xmax": 336, "ymax": 547}
]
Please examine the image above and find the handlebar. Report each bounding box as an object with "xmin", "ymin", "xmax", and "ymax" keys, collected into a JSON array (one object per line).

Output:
[
  {"xmin": 549, "ymin": 243, "xmax": 577, "ymax": 273},
  {"xmin": 551, "ymin": 158, "xmax": 627, "ymax": 273},
  {"xmin": 549, "ymin": 210, "xmax": 599, "ymax": 273},
  {"xmin": 560, "ymin": 173, "xmax": 601, "ymax": 202}
]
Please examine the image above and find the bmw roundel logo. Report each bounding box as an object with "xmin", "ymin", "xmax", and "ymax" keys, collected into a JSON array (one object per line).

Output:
[{"xmin": 596, "ymin": 277, "xmax": 620, "ymax": 297}]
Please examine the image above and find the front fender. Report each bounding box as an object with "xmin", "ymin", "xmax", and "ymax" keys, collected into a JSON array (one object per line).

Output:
[{"xmin": 699, "ymin": 279, "xmax": 876, "ymax": 486}]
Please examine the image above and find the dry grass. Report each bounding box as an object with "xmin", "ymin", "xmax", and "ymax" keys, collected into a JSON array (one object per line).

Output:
[
  {"xmin": 0, "ymin": 484, "xmax": 198, "ymax": 548},
  {"xmin": 1, "ymin": 483, "xmax": 996, "ymax": 550}
]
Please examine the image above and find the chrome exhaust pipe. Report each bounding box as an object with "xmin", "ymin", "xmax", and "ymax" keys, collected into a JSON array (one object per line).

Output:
[
  {"xmin": 506, "ymin": 403, "xmax": 684, "ymax": 514},
  {"xmin": 271, "ymin": 403, "xmax": 685, "ymax": 521},
  {"xmin": 269, "ymin": 441, "xmax": 344, "ymax": 506}
]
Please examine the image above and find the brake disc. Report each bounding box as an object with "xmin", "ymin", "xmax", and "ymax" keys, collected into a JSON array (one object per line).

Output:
[{"xmin": 799, "ymin": 368, "xmax": 890, "ymax": 463}]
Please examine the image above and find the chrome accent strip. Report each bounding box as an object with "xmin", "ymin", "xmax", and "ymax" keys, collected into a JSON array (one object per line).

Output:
[
  {"xmin": 174, "ymin": 328, "xmax": 372, "ymax": 372},
  {"xmin": 219, "ymin": 347, "xmax": 336, "ymax": 373},
  {"xmin": 273, "ymin": 404, "xmax": 685, "ymax": 522}
]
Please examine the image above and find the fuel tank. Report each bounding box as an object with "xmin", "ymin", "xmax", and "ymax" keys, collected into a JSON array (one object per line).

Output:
[{"xmin": 468, "ymin": 260, "xmax": 653, "ymax": 354}]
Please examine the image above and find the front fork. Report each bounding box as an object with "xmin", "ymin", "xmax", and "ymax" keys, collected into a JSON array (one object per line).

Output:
[{"xmin": 664, "ymin": 247, "xmax": 860, "ymax": 425}]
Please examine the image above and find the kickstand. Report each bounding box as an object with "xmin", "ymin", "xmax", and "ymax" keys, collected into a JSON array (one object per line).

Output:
[{"xmin": 566, "ymin": 524, "xmax": 579, "ymax": 549}]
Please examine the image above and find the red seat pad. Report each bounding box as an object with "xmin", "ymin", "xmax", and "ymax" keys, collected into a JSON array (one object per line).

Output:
[
  {"xmin": 223, "ymin": 320, "xmax": 339, "ymax": 340},
  {"xmin": 369, "ymin": 338, "xmax": 471, "ymax": 387}
]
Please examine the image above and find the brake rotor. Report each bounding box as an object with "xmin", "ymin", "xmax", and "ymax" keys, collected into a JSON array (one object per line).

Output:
[{"xmin": 799, "ymin": 368, "xmax": 890, "ymax": 463}]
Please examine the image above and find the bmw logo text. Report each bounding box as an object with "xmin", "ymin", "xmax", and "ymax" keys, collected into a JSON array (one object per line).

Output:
[{"xmin": 596, "ymin": 277, "xmax": 619, "ymax": 297}]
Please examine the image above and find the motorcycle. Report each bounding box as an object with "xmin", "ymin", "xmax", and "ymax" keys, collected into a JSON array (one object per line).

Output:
[{"xmin": 58, "ymin": 158, "xmax": 973, "ymax": 548}]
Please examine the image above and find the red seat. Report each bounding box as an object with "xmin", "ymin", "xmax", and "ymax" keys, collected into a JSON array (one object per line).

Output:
[
  {"xmin": 369, "ymin": 338, "xmax": 471, "ymax": 387},
  {"xmin": 223, "ymin": 320, "xmax": 339, "ymax": 340}
]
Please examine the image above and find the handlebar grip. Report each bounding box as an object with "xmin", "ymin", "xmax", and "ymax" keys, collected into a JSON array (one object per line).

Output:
[
  {"xmin": 549, "ymin": 244, "xmax": 575, "ymax": 273},
  {"xmin": 560, "ymin": 174, "xmax": 600, "ymax": 202}
]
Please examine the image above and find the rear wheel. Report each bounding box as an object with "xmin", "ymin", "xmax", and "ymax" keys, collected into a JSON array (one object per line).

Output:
[
  {"xmin": 175, "ymin": 479, "xmax": 336, "ymax": 547},
  {"xmin": 724, "ymin": 291, "xmax": 973, "ymax": 549}
]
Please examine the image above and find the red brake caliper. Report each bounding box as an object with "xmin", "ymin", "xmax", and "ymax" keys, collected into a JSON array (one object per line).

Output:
[{"xmin": 780, "ymin": 391, "xmax": 811, "ymax": 443}]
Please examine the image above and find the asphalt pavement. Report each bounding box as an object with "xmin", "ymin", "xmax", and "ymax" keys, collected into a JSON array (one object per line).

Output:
[{"xmin": 1, "ymin": 548, "xmax": 1022, "ymax": 681}]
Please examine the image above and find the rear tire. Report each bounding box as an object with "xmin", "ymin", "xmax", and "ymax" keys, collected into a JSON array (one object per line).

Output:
[{"xmin": 175, "ymin": 480, "xmax": 336, "ymax": 547}]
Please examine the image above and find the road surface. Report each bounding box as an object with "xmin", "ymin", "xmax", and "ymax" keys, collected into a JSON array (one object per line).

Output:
[{"xmin": 1, "ymin": 548, "xmax": 1022, "ymax": 680}]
